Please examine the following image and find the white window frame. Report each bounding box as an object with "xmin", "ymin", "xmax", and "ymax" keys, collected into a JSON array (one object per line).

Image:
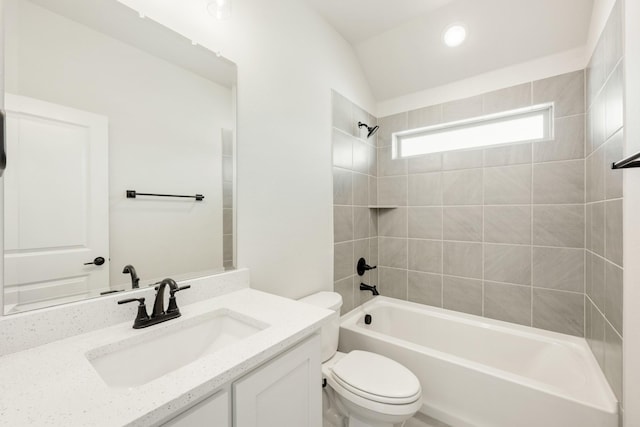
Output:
[{"xmin": 392, "ymin": 103, "xmax": 555, "ymax": 159}]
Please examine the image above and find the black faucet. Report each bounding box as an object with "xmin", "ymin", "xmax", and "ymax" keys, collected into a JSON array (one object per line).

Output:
[
  {"xmin": 122, "ymin": 265, "xmax": 140, "ymax": 289},
  {"xmin": 357, "ymin": 258, "xmax": 377, "ymax": 276},
  {"xmin": 117, "ymin": 278, "xmax": 190, "ymax": 329},
  {"xmin": 152, "ymin": 278, "xmax": 180, "ymax": 317},
  {"xmin": 360, "ymin": 283, "xmax": 379, "ymax": 296}
]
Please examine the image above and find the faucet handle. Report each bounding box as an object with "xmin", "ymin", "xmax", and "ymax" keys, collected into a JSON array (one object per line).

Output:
[
  {"xmin": 169, "ymin": 285, "xmax": 191, "ymax": 297},
  {"xmin": 117, "ymin": 297, "xmax": 145, "ymax": 305},
  {"xmin": 117, "ymin": 297, "xmax": 150, "ymax": 329},
  {"xmin": 357, "ymin": 258, "xmax": 377, "ymax": 276},
  {"xmin": 167, "ymin": 286, "xmax": 190, "ymax": 314}
]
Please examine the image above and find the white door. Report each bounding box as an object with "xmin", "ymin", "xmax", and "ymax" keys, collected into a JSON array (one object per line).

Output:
[
  {"xmin": 3, "ymin": 94, "xmax": 109, "ymax": 313},
  {"xmin": 233, "ymin": 335, "xmax": 322, "ymax": 427}
]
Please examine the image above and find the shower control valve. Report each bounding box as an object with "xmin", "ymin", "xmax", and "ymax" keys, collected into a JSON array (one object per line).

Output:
[{"xmin": 357, "ymin": 258, "xmax": 377, "ymax": 276}]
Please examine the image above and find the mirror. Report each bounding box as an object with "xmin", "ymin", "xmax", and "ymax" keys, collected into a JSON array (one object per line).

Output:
[{"xmin": 2, "ymin": 0, "xmax": 237, "ymax": 314}]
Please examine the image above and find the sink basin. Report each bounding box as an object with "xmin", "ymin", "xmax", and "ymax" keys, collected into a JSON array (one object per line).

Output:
[{"xmin": 86, "ymin": 309, "xmax": 268, "ymax": 389}]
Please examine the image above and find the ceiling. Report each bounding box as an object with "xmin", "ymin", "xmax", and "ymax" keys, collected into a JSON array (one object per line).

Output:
[{"xmin": 304, "ymin": 0, "xmax": 594, "ymax": 102}]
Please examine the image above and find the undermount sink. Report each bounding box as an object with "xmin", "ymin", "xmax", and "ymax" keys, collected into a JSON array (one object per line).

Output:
[{"xmin": 86, "ymin": 309, "xmax": 268, "ymax": 389}]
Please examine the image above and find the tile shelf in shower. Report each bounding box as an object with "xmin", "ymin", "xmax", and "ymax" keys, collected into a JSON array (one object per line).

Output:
[{"xmin": 368, "ymin": 205, "xmax": 398, "ymax": 209}]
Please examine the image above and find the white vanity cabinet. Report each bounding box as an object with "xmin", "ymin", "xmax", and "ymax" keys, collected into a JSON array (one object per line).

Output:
[
  {"xmin": 162, "ymin": 388, "xmax": 230, "ymax": 427},
  {"xmin": 161, "ymin": 334, "xmax": 321, "ymax": 427},
  {"xmin": 233, "ymin": 334, "xmax": 322, "ymax": 427}
]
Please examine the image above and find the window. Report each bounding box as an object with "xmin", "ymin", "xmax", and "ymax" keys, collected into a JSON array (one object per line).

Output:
[{"xmin": 393, "ymin": 103, "xmax": 554, "ymax": 159}]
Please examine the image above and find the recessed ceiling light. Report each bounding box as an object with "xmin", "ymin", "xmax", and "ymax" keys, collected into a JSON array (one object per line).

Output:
[{"xmin": 443, "ymin": 24, "xmax": 467, "ymax": 47}]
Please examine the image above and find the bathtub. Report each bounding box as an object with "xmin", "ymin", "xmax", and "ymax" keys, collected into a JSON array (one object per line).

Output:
[{"xmin": 338, "ymin": 297, "xmax": 618, "ymax": 427}]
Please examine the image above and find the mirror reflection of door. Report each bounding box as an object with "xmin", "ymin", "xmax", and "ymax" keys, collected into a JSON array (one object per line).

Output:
[
  {"xmin": 4, "ymin": 94, "xmax": 109, "ymax": 313},
  {"xmin": 3, "ymin": 0, "xmax": 236, "ymax": 315}
]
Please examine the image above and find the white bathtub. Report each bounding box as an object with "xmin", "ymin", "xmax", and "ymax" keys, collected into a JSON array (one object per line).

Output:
[{"xmin": 338, "ymin": 297, "xmax": 618, "ymax": 427}]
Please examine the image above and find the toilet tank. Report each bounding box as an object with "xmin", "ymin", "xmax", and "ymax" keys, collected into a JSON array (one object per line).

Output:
[{"xmin": 298, "ymin": 292, "xmax": 342, "ymax": 362}]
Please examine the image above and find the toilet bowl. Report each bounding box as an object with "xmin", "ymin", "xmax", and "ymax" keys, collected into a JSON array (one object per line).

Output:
[{"xmin": 299, "ymin": 292, "xmax": 422, "ymax": 427}]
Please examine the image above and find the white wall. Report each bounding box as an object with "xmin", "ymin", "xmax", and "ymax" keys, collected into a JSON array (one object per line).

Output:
[
  {"xmin": 116, "ymin": 0, "xmax": 376, "ymax": 298},
  {"xmin": 5, "ymin": 0, "xmax": 232, "ymax": 288}
]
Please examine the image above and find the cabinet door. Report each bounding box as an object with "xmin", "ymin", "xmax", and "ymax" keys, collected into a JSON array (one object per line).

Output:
[
  {"xmin": 233, "ymin": 334, "xmax": 322, "ymax": 427},
  {"xmin": 162, "ymin": 388, "xmax": 230, "ymax": 427}
]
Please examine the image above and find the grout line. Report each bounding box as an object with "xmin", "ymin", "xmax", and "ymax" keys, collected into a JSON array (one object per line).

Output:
[
  {"xmin": 377, "ymin": 155, "xmax": 591, "ymax": 175},
  {"xmin": 530, "ymin": 138, "xmax": 534, "ymax": 327},
  {"xmin": 587, "ymin": 245, "xmax": 624, "ymax": 270},
  {"xmin": 441, "ymin": 192, "xmax": 445, "ymax": 308},
  {"xmin": 585, "ymin": 293, "xmax": 623, "ymax": 340},
  {"xmin": 481, "ymin": 165, "xmax": 485, "ymax": 317}
]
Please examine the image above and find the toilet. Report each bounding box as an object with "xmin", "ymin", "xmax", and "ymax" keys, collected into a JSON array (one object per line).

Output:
[{"xmin": 299, "ymin": 292, "xmax": 422, "ymax": 427}]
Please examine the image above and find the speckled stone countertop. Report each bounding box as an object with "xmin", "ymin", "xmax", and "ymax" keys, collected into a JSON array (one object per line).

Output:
[{"xmin": 0, "ymin": 288, "xmax": 332, "ymax": 426}]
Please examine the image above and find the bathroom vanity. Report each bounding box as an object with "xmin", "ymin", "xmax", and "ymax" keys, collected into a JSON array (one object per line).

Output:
[{"xmin": 0, "ymin": 274, "xmax": 331, "ymax": 426}]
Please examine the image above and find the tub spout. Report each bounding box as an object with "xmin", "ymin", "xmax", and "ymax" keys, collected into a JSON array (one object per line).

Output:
[{"xmin": 360, "ymin": 283, "xmax": 379, "ymax": 296}]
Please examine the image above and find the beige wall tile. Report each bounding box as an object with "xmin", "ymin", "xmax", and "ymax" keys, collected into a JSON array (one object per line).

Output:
[
  {"xmin": 443, "ymin": 206, "xmax": 483, "ymax": 242},
  {"xmin": 379, "ymin": 237, "xmax": 407, "ymax": 269},
  {"xmin": 532, "ymin": 205, "xmax": 584, "ymax": 248},
  {"xmin": 443, "ymin": 276, "xmax": 483, "ymax": 315},
  {"xmin": 408, "ymin": 104, "xmax": 442, "ymax": 129},
  {"xmin": 333, "ymin": 168, "xmax": 352, "ymax": 205},
  {"xmin": 334, "ymin": 242, "xmax": 354, "ymax": 281},
  {"xmin": 483, "ymin": 142, "xmax": 531, "ymax": 167},
  {"xmin": 532, "ymin": 70, "xmax": 585, "ymax": 118},
  {"xmin": 605, "ymin": 261, "xmax": 623, "ymax": 335},
  {"xmin": 484, "ymin": 282, "xmax": 531, "ymax": 326},
  {"xmin": 484, "ymin": 244, "xmax": 531, "ymax": 285},
  {"xmin": 378, "ymin": 207, "xmax": 408, "ymax": 237},
  {"xmin": 442, "ymin": 95, "xmax": 483, "ymax": 122},
  {"xmin": 482, "ymin": 83, "xmax": 532, "ymax": 115},
  {"xmin": 605, "ymin": 199, "xmax": 623, "ymax": 266},
  {"xmin": 378, "ymin": 112, "xmax": 408, "ymax": 147},
  {"xmin": 408, "ymin": 271, "xmax": 442, "ymax": 307},
  {"xmin": 484, "ymin": 205, "xmax": 531, "ymax": 244},
  {"xmin": 378, "ymin": 176, "xmax": 408, "ymax": 206},
  {"xmin": 408, "ymin": 207, "xmax": 443, "ymax": 240},
  {"xmin": 604, "ymin": 322, "xmax": 623, "ymax": 401},
  {"xmin": 532, "ymin": 288, "xmax": 584, "ymax": 336},
  {"xmin": 484, "ymin": 164, "xmax": 531, "ymax": 204},
  {"xmin": 333, "ymin": 206, "xmax": 353, "ymax": 243},
  {"xmin": 408, "ymin": 239, "xmax": 442, "ymax": 273},
  {"xmin": 334, "ymin": 276, "xmax": 354, "ymax": 315},
  {"xmin": 532, "ymin": 247, "xmax": 584, "ymax": 292},
  {"xmin": 443, "ymin": 241, "xmax": 482, "ymax": 279},
  {"xmin": 443, "ymin": 169, "xmax": 483, "ymax": 205},
  {"xmin": 409, "ymin": 173, "xmax": 442, "ymax": 206},
  {"xmin": 534, "ymin": 114, "xmax": 585, "ymax": 162},
  {"xmin": 533, "ymin": 160, "xmax": 584, "ymax": 204},
  {"xmin": 379, "ymin": 267, "xmax": 408, "ymax": 299}
]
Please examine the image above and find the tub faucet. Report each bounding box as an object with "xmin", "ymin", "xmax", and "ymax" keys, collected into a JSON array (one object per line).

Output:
[
  {"xmin": 360, "ymin": 283, "xmax": 379, "ymax": 296},
  {"xmin": 122, "ymin": 264, "xmax": 140, "ymax": 289}
]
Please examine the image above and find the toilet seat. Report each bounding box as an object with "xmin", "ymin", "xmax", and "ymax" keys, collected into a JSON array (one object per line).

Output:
[{"xmin": 331, "ymin": 351, "xmax": 421, "ymax": 405}]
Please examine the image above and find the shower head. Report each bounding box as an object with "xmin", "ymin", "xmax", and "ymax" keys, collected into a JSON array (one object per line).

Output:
[{"xmin": 358, "ymin": 122, "xmax": 379, "ymax": 138}]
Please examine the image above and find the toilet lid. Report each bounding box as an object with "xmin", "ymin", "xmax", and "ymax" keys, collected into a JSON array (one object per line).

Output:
[{"xmin": 331, "ymin": 351, "xmax": 421, "ymax": 404}]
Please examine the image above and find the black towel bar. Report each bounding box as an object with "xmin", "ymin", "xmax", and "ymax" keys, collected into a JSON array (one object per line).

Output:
[
  {"xmin": 126, "ymin": 190, "xmax": 204, "ymax": 201},
  {"xmin": 612, "ymin": 151, "xmax": 640, "ymax": 169}
]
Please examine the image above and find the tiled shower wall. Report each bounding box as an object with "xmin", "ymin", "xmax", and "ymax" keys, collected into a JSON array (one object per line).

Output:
[
  {"xmin": 585, "ymin": 0, "xmax": 624, "ymax": 404},
  {"xmin": 332, "ymin": 91, "xmax": 379, "ymax": 314},
  {"xmin": 374, "ymin": 71, "xmax": 587, "ymax": 336},
  {"xmin": 332, "ymin": 0, "xmax": 624, "ymax": 412}
]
